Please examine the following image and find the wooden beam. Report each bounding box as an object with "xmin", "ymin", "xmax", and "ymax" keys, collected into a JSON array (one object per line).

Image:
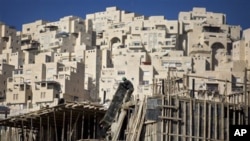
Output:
[
  {"xmin": 197, "ymin": 102, "xmax": 200, "ymax": 141},
  {"xmin": 53, "ymin": 110, "xmax": 58, "ymax": 141},
  {"xmin": 203, "ymin": 101, "xmax": 206, "ymax": 141},
  {"xmin": 208, "ymin": 103, "xmax": 211, "ymax": 140},
  {"xmin": 215, "ymin": 103, "xmax": 217, "ymax": 140},
  {"xmin": 190, "ymin": 99, "xmax": 193, "ymax": 141},
  {"xmin": 176, "ymin": 98, "xmax": 180, "ymax": 141},
  {"xmin": 47, "ymin": 116, "xmax": 50, "ymax": 141},
  {"xmin": 61, "ymin": 112, "xmax": 65, "ymax": 141},
  {"xmin": 81, "ymin": 111, "xmax": 84, "ymax": 139}
]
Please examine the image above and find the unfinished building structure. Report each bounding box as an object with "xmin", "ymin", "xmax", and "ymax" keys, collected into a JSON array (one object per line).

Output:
[{"xmin": 0, "ymin": 6, "xmax": 250, "ymax": 141}]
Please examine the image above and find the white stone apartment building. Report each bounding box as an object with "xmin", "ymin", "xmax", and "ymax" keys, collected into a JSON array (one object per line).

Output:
[
  {"xmin": 0, "ymin": 6, "xmax": 250, "ymax": 111},
  {"xmin": 0, "ymin": 63, "xmax": 14, "ymax": 103}
]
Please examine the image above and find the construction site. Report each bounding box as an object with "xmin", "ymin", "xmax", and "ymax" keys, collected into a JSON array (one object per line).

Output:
[
  {"xmin": 1, "ymin": 5, "xmax": 250, "ymax": 141},
  {"xmin": 0, "ymin": 69, "xmax": 249, "ymax": 141}
]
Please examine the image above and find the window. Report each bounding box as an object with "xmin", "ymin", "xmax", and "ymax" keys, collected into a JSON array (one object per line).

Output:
[
  {"xmin": 143, "ymin": 81, "xmax": 149, "ymax": 85},
  {"xmin": 236, "ymin": 77, "xmax": 241, "ymax": 83},
  {"xmin": 162, "ymin": 62, "xmax": 169, "ymax": 67},
  {"xmin": 143, "ymin": 71, "xmax": 150, "ymax": 76},
  {"xmin": 133, "ymin": 42, "xmax": 140, "ymax": 46},
  {"xmin": 26, "ymin": 70, "xmax": 31, "ymax": 74},
  {"xmin": 118, "ymin": 71, "xmax": 125, "ymax": 75},
  {"xmin": 166, "ymin": 41, "xmax": 171, "ymax": 45},
  {"xmin": 13, "ymin": 94, "xmax": 18, "ymax": 100},
  {"xmin": 73, "ymin": 96, "xmax": 79, "ymax": 101},
  {"xmin": 41, "ymin": 92, "xmax": 46, "ymax": 99},
  {"xmin": 41, "ymin": 83, "xmax": 46, "ymax": 87},
  {"xmin": 170, "ymin": 26, "xmax": 174, "ymax": 30},
  {"xmin": 176, "ymin": 62, "xmax": 182, "ymax": 67},
  {"xmin": 47, "ymin": 68, "xmax": 55, "ymax": 73}
]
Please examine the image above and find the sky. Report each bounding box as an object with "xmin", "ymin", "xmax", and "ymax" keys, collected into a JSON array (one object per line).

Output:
[{"xmin": 0, "ymin": 0, "xmax": 250, "ymax": 31}]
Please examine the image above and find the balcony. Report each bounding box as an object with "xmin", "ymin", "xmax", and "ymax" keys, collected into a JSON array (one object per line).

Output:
[
  {"xmin": 184, "ymin": 25, "xmax": 193, "ymax": 32},
  {"xmin": 161, "ymin": 39, "xmax": 176, "ymax": 49},
  {"xmin": 13, "ymin": 69, "xmax": 23, "ymax": 76},
  {"xmin": 128, "ymin": 42, "xmax": 143, "ymax": 49},
  {"xmin": 55, "ymin": 31, "xmax": 69, "ymax": 38},
  {"xmin": 21, "ymin": 43, "xmax": 39, "ymax": 51},
  {"xmin": 200, "ymin": 32, "xmax": 227, "ymax": 43},
  {"xmin": 21, "ymin": 34, "xmax": 32, "ymax": 41},
  {"xmin": 49, "ymin": 41, "xmax": 61, "ymax": 48},
  {"xmin": 54, "ymin": 74, "xmax": 70, "ymax": 80}
]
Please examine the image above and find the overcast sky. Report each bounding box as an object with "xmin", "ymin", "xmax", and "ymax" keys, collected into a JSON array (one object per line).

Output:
[{"xmin": 0, "ymin": 0, "xmax": 249, "ymax": 31}]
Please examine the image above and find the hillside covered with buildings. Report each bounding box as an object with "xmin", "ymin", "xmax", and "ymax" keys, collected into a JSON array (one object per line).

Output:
[{"xmin": 0, "ymin": 7, "xmax": 250, "ymax": 115}]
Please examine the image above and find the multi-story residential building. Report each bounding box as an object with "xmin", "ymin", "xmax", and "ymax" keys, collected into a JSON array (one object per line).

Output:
[
  {"xmin": 0, "ymin": 63, "xmax": 14, "ymax": 103},
  {"xmin": 0, "ymin": 6, "xmax": 250, "ymax": 112},
  {"xmin": 0, "ymin": 23, "xmax": 24, "ymax": 69},
  {"xmin": 233, "ymin": 29, "xmax": 250, "ymax": 64},
  {"xmin": 179, "ymin": 7, "xmax": 241, "ymax": 71}
]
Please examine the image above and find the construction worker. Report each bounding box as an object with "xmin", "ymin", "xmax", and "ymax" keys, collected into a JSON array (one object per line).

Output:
[{"xmin": 121, "ymin": 77, "xmax": 134, "ymax": 102}]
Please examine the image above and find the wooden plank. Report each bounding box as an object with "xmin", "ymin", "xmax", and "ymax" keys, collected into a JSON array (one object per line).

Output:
[
  {"xmin": 247, "ymin": 91, "xmax": 249, "ymax": 124},
  {"xmin": 190, "ymin": 99, "xmax": 192, "ymax": 141},
  {"xmin": 184, "ymin": 101, "xmax": 187, "ymax": 141},
  {"xmin": 62, "ymin": 112, "xmax": 65, "ymax": 141},
  {"xmin": 69, "ymin": 110, "xmax": 72, "ymax": 141},
  {"xmin": 197, "ymin": 102, "xmax": 200, "ymax": 141},
  {"xmin": 159, "ymin": 105, "xmax": 178, "ymax": 109},
  {"xmin": 208, "ymin": 103, "xmax": 211, "ymax": 140},
  {"xmin": 221, "ymin": 103, "xmax": 224, "ymax": 140},
  {"xmin": 227, "ymin": 103, "xmax": 229, "ymax": 141},
  {"xmin": 47, "ymin": 116, "xmax": 50, "ymax": 141},
  {"xmin": 54, "ymin": 110, "xmax": 58, "ymax": 141},
  {"xmin": 238, "ymin": 109, "xmax": 240, "ymax": 125},
  {"xmin": 81, "ymin": 111, "xmax": 84, "ymax": 139},
  {"xmin": 233, "ymin": 105, "xmax": 235, "ymax": 125},
  {"xmin": 40, "ymin": 117, "xmax": 42, "ymax": 141},
  {"xmin": 203, "ymin": 101, "xmax": 206, "ymax": 141},
  {"xmin": 215, "ymin": 103, "xmax": 217, "ymax": 140},
  {"xmin": 177, "ymin": 98, "xmax": 180, "ymax": 141},
  {"xmin": 161, "ymin": 97, "xmax": 165, "ymax": 141},
  {"xmin": 168, "ymin": 97, "xmax": 172, "ymax": 141},
  {"xmin": 136, "ymin": 101, "xmax": 147, "ymax": 141}
]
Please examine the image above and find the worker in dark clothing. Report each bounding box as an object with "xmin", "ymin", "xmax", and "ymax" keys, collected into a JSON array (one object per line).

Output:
[{"xmin": 121, "ymin": 77, "xmax": 134, "ymax": 102}]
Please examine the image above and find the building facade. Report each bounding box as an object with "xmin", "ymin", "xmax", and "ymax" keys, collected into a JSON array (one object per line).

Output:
[{"xmin": 0, "ymin": 7, "xmax": 249, "ymax": 114}]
